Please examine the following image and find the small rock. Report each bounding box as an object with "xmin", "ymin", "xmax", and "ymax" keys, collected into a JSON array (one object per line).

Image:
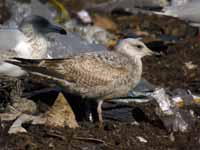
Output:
[
  {"xmin": 12, "ymin": 98, "xmax": 38, "ymax": 114},
  {"xmin": 0, "ymin": 112, "xmax": 21, "ymax": 121}
]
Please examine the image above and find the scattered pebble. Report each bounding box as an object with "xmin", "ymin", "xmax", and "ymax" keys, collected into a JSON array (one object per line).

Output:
[
  {"xmin": 185, "ymin": 61, "xmax": 197, "ymax": 70},
  {"xmin": 169, "ymin": 132, "xmax": 175, "ymax": 142},
  {"xmin": 131, "ymin": 121, "xmax": 140, "ymax": 126}
]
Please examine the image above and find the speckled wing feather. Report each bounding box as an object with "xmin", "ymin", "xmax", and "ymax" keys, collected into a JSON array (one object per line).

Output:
[
  {"xmin": 11, "ymin": 52, "xmax": 129, "ymax": 88},
  {"xmin": 52, "ymin": 52, "xmax": 129, "ymax": 88},
  {"xmin": 7, "ymin": 51, "xmax": 140, "ymax": 99}
]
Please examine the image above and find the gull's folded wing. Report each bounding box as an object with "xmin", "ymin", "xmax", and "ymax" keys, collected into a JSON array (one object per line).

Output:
[{"xmin": 7, "ymin": 53, "xmax": 129, "ymax": 88}]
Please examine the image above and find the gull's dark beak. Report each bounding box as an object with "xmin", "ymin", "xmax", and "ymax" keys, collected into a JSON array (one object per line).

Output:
[
  {"xmin": 145, "ymin": 48, "xmax": 162, "ymax": 56},
  {"xmin": 152, "ymin": 51, "xmax": 162, "ymax": 56},
  {"xmin": 48, "ymin": 24, "xmax": 67, "ymax": 35}
]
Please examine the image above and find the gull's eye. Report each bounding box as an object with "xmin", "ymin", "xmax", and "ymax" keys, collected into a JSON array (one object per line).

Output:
[{"xmin": 135, "ymin": 44, "xmax": 143, "ymax": 49}]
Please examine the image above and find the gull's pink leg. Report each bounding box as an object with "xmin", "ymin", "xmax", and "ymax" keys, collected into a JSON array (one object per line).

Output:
[{"xmin": 97, "ymin": 100, "xmax": 103, "ymax": 127}]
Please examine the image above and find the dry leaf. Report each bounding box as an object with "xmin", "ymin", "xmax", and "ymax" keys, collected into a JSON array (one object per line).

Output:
[
  {"xmin": 94, "ymin": 15, "xmax": 117, "ymax": 31},
  {"xmin": 45, "ymin": 92, "xmax": 79, "ymax": 128}
]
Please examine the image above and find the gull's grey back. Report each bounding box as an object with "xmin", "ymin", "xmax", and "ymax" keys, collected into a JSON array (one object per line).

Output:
[
  {"xmin": 0, "ymin": 29, "xmax": 27, "ymax": 60},
  {"xmin": 0, "ymin": 29, "xmax": 27, "ymax": 50},
  {"xmin": 48, "ymin": 32, "xmax": 107, "ymax": 58}
]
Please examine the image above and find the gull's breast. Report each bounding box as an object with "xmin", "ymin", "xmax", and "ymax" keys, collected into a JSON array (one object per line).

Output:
[
  {"xmin": 14, "ymin": 33, "xmax": 48, "ymax": 59},
  {"xmin": 29, "ymin": 36, "xmax": 48, "ymax": 59},
  {"xmin": 14, "ymin": 41, "xmax": 33, "ymax": 58}
]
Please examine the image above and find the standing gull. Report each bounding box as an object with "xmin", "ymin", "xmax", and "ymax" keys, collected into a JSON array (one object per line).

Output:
[
  {"xmin": 7, "ymin": 38, "xmax": 157, "ymax": 125},
  {"xmin": 0, "ymin": 15, "xmax": 66, "ymax": 77}
]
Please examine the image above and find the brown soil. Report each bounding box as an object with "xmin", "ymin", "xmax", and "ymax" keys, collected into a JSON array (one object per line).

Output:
[{"xmin": 1, "ymin": 120, "xmax": 200, "ymax": 150}]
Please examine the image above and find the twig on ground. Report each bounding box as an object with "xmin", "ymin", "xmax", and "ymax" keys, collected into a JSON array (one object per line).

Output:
[
  {"xmin": 45, "ymin": 132, "xmax": 66, "ymax": 140},
  {"xmin": 73, "ymin": 136, "xmax": 113, "ymax": 147}
]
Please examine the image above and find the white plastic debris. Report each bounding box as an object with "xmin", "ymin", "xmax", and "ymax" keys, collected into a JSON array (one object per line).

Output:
[
  {"xmin": 110, "ymin": 98, "xmax": 151, "ymax": 103},
  {"xmin": 172, "ymin": 89, "xmax": 200, "ymax": 106},
  {"xmin": 131, "ymin": 121, "xmax": 140, "ymax": 126},
  {"xmin": 151, "ymin": 88, "xmax": 195, "ymax": 132},
  {"xmin": 185, "ymin": 61, "xmax": 197, "ymax": 70},
  {"xmin": 83, "ymin": 26, "xmax": 115, "ymax": 45},
  {"xmin": 64, "ymin": 20, "xmax": 115, "ymax": 45},
  {"xmin": 172, "ymin": 96, "xmax": 183, "ymax": 106},
  {"xmin": 152, "ymin": 88, "xmax": 174, "ymax": 115},
  {"xmin": 136, "ymin": 136, "xmax": 148, "ymax": 143},
  {"xmin": 172, "ymin": 111, "xmax": 189, "ymax": 132},
  {"xmin": 193, "ymin": 95, "xmax": 200, "ymax": 104},
  {"xmin": 77, "ymin": 10, "xmax": 92, "ymax": 24},
  {"xmin": 8, "ymin": 114, "xmax": 35, "ymax": 134},
  {"xmin": 89, "ymin": 113, "xmax": 93, "ymax": 122}
]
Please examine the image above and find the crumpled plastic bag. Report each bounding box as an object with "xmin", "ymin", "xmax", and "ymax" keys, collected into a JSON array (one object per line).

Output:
[{"xmin": 151, "ymin": 88, "xmax": 196, "ymax": 132}]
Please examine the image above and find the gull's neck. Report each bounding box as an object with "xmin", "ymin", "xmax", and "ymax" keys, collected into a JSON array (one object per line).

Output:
[
  {"xmin": 121, "ymin": 53, "xmax": 143, "ymax": 88},
  {"xmin": 130, "ymin": 55, "xmax": 142, "ymax": 76},
  {"xmin": 15, "ymin": 29, "xmax": 48, "ymax": 59},
  {"xmin": 114, "ymin": 49, "xmax": 144, "ymax": 90}
]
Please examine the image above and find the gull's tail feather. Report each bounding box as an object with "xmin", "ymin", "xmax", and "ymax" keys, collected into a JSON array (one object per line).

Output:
[
  {"xmin": 6, "ymin": 58, "xmax": 65, "ymax": 80},
  {"xmin": 11, "ymin": 57, "xmax": 42, "ymax": 64},
  {"xmin": 8, "ymin": 57, "xmax": 66, "ymax": 65}
]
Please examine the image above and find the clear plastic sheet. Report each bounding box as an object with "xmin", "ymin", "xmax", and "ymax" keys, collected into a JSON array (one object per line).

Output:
[{"xmin": 151, "ymin": 88, "xmax": 195, "ymax": 132}]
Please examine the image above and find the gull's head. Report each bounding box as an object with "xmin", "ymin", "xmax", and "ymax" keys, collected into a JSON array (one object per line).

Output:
[
  {"xmin": 19, "ymin": 15, "xmax": 67, "ymax": 35},
  {"xmin": 115, "ymin": 38, "xmax": 156, "ymax": 59}
]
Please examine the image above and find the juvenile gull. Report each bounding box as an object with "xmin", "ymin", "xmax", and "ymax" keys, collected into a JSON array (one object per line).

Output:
[
  {"xmin": 0, "ymin": 15, "xmax": 66, "ymax": 77},
  {"xmin": 7, "ymin": 38, "xmax": 157, "ymax": 125}
]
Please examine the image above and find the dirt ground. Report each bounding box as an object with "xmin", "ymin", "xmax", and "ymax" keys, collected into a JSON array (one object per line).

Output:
[
  {"xmin": 1, "ymin": 120, "xmax": 200, "ymax": 150},
  {"xmin": 1, "ymin": 1, "xmax": 200, "ymax": 150}
]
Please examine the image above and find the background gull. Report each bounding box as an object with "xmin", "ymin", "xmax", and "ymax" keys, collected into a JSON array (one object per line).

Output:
[
  {"xmin": 3, "ymin": 0, "xmax": 107, "ymax": 58},
  {"xmin": 4, "ymin": 0, "xmax": 53, "ymax": 28},
  {"xmin": 86, "ymin": 0, "xmax": 170, "ymax": 13},
  {"xmin": 154, "ymin": 0, "xmax": 200, "ymax": 25},
  {"xmin": 0, "ymin": 15, "xmax": 66, "ymax": 77},
  {"xmin": 7, "ymin": 38, "xmax": 158, "ymax": 126},
  {"xmin": 170, "ymin": 0, "xmax": 190, "ymax": 6}
]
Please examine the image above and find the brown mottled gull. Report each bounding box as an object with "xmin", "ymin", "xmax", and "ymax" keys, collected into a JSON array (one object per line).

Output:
[{"xmin": 7, "ymin": 38, "xmax": 157, "ymax": 125}]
